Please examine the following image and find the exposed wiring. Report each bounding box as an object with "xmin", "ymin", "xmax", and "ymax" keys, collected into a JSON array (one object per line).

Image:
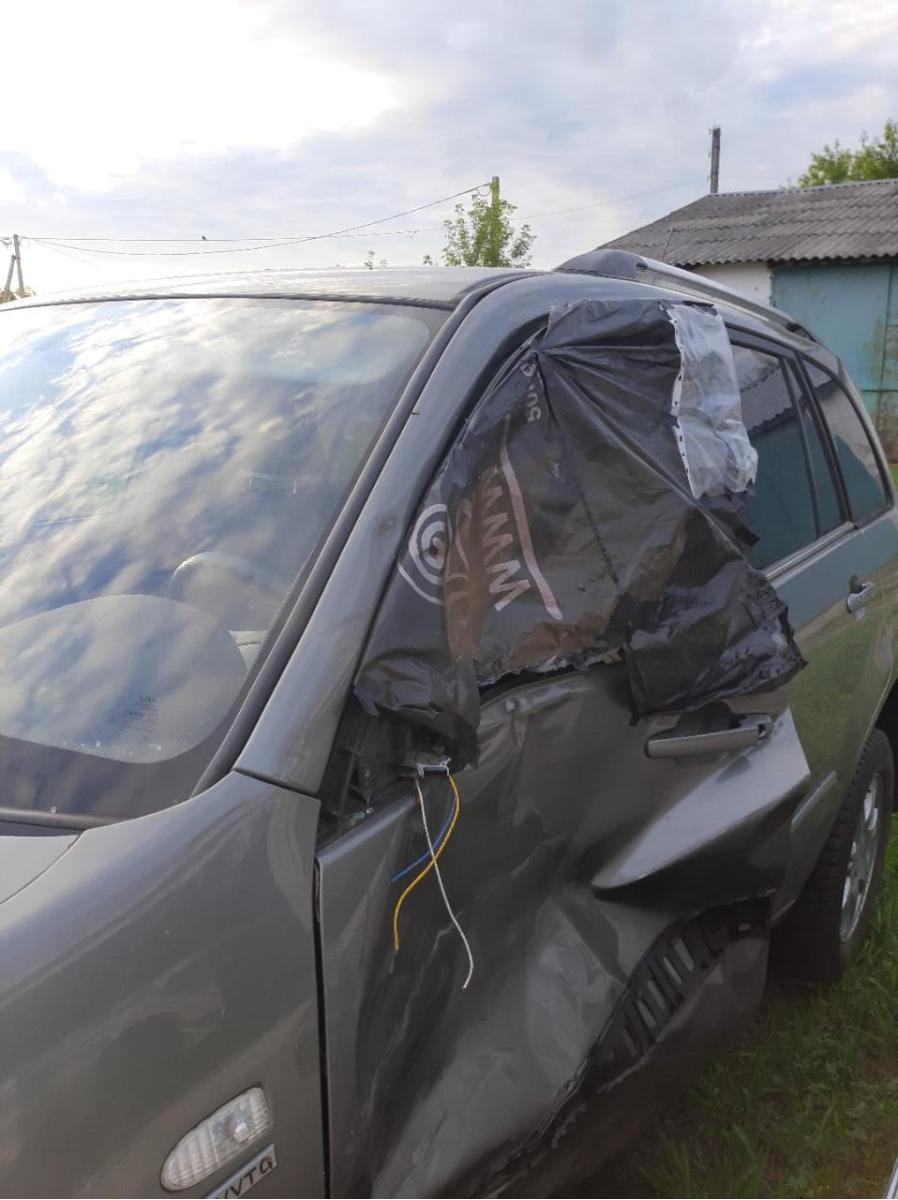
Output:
[
  {"xmin": 390, "ymin": 789, "xmax": 455, "ymax": 883},
  {"xmin": 391, "ymin": 771, "xmax": 460, "ymax": 953},
  {"xmin": 417, "ymin": 773, "xmax": 474, "ymax": 990}
]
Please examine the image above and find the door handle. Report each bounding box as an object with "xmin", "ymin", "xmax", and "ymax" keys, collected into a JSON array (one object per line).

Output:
[
  {"xmin": 846, "ymin": 579, "xmax": 875, "ymax": 614},
  {"xmin": 645, "ymin": 714, "xmax": 774, "ymax": 759}
]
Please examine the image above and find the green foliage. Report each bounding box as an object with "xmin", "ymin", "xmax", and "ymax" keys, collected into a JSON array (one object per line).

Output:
[
  {"xmin": 439, "ymin": 180, "xmax": 534, "ymax": 267},
  {"xmin": 363, "ymin": 249, "xmax": 387, "ymax": 270},
  {"xmin": 800, "ymin": 119, "xmax": 898, "ymax": 186}
]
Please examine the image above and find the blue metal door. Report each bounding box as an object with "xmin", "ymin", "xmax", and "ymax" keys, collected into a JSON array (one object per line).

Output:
[{"xmin": 772, "ymin": 263, "xmax": 898, "ymax": 442}]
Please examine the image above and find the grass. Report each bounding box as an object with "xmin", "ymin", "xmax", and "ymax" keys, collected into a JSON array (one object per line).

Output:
[{"xmin": 590, "ymin": 837, "xmax": 898, "ymax": 1198}]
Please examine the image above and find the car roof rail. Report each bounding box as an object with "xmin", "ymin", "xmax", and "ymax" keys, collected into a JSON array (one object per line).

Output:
[
  {"xmin": 554, "ymin": 249, "xmax": 818, "ymax": 342},
  {"xmin": 555, "ymin": 249, "xmax": 647, "ymax": 279}
]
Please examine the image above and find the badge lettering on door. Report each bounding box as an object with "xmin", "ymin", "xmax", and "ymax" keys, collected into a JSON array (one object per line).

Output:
[{"xmin": 207, "ymin": 1145, "xmax": 277, "ymax": 1198}]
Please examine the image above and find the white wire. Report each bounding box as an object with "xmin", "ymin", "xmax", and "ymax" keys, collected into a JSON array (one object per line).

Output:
[{"xmin": 415, "ymin": 776, "xmax": 474, "ymax": 990}]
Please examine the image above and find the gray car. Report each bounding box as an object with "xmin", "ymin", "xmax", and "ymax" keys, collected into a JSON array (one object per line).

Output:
[{"xmin": 0, "ymin": 251, "xmax": 894, "ymax": 1198}]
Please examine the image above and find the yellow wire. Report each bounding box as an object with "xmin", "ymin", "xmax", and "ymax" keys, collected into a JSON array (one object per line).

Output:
[{"xmin": 392, "ymin": 773, "xmax": 462, "ymax": 953}]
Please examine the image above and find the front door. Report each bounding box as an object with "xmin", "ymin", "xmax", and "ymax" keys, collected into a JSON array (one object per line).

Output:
[{"xmin": 315, "ymin": 312, "xmax": 822, "ymax": 1198}]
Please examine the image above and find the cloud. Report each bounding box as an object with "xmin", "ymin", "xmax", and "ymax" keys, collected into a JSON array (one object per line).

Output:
[
  {"xmin": 4, "ymin": 0, "xmax": 898, "ymax": 292},
  {"xmin": 6, "ymin": 0, "xmax": 396, "ymax": 190}
]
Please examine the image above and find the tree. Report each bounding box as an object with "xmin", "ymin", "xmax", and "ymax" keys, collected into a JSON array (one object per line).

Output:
[
  {"xmin": 438, "ymin": 177, "xmax": 534, "ymax": 267},
  {"xmin": 799, "ymin": 118, "xmax": 898, "ymax": 186},
  {"xmin": 363, "ymin": 249, "xmax": 387, "ymax": 270}
]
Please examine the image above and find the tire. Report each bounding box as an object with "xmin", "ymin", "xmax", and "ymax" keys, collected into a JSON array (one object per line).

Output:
[{"xmin": 775, "ymin": 728, "xmax": 894, "ymax": 984}]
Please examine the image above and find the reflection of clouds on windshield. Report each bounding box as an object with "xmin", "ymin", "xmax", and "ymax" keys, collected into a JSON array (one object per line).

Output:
[
  {"xmin": 0, "ymin": 298, "xmax": 438, "ymax": 775},
  {"xmin": 0, "ymin": 595, "xmax": 247, "ymax": 763}
]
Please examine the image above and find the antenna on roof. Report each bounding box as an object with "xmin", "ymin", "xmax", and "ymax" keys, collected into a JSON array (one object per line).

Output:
[{"xmin": 709, "ymin": 127, "xmax": 721, "ymax": 195}]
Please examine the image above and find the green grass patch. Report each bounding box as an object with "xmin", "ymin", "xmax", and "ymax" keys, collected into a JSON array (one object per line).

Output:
[{"xmin": 592, "ymin": 835, "xmax": 898, "ymax": 1198}]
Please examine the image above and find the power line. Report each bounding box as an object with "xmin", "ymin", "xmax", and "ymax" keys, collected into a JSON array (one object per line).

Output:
[
  {"xmin": 29, "ymin": 228, "xmax": 431, "ymax": 257},
  {"xmin": 520, "ymin": 179, "xmax": 702, "ymax": 220},
  {"xmin": 32, "ymin": 239, "xmax": 107, "ymax": 275},
  {"xmin": 21, "ymin": 177, "xmax": 701, "ymax": 255},
  {"xmin": 25, "ymin": 227, "xmax": 428, "ymax": 243},
  {"xmin": 27, "ymin": 182, "xmax": 490, "ymax": 257},
  {"xmin": 15, "ymin": 176, "xmax": 703, "ymax": 281}
]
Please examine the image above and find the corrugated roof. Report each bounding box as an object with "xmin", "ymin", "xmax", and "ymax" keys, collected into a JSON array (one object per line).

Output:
[{"xmin": 602, "ymin": 178, "xmax": 898, "ymax": 266}]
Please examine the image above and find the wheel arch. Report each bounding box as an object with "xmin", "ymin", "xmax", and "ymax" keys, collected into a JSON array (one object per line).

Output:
[{"xmin": 874, "ymin": 679, "xmax": 898, "ymax": 810}]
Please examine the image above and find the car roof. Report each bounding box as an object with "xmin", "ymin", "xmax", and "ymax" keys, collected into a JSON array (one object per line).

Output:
[
  {"xmin": 2, "ymin": 255, "xmax": 820, "ymax": 351},
  {"xmin": 7, "ymin": 266, "xmax": 535, "ymax": 310}
]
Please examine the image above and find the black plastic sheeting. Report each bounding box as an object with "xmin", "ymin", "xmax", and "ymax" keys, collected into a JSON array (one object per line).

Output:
[{"xmin": 354, "ymin": 298, "xmax": 804, "ymax": 762}]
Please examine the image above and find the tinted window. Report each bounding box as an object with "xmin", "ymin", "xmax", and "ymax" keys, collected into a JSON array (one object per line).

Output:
[
  {"xmin": 733, "ymin": 346, "xmax": 826, "ymax": 569},
  {"xmin": 802, "ymin": 359, "xmax": 889, "ymax": 522},
  {"xmin": 0, "ymin": 298, "xmax": 442, "ymax": 818}
]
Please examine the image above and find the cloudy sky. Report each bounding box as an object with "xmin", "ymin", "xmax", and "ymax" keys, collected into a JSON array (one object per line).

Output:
[{"xmin": 4, "ymin": 0, "xmax": 898, "ymax": 294}]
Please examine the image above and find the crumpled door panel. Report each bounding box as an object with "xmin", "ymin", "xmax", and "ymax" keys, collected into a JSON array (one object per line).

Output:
[
  {"xmin": 503, "ymin": 930, "xmax": 769, "ymax": 1198},
  {"xmin": 316, "ymin": 665, "xmax": 810, "ymax": 1197}
]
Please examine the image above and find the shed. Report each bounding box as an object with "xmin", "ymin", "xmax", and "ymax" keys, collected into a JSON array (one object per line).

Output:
[{"xmin": 603, "ymin": 179, "xmax": 898, "ymax": 449}]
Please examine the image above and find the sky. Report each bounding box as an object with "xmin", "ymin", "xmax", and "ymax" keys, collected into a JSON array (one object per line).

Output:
[{"xmin": 4, "ymin": 0, "xmax": 898, "ymax": 294}]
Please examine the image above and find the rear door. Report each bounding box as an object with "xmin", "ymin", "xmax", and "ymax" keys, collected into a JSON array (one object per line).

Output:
[
  {"xmin": 729, "ymin": 335, "xmax": 895, "ymax": 910},
  {"xmin": 797, "ymin": 352, "xmax": 898, "ymax": 713}
]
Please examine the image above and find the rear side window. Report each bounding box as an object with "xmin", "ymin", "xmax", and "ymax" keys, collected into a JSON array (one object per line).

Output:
[
  {"xmin": 801, "ymin": 359, "xmax": 890, "ymax": 523},
  {"xmin": 733, "ymin": 345, "xmax": 836, "ymax": 569},
  {"xmin": 785, "ymin": 361, "xmax": 843, "ymax": 536}
]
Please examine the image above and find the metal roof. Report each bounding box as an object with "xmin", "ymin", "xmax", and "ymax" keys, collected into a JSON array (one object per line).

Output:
[
  {"xmin": 602, "ymin": 178, "xmax": 898, "ymax": 267},
  {"xmin": 5, "ymin": 266, "xmax": 531, "ymax": 310}
]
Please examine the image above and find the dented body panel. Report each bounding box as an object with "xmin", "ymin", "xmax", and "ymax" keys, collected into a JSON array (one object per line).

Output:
[{"xmin": 317, "ymin": 670, "xmax": 810, "ymax": 1195}]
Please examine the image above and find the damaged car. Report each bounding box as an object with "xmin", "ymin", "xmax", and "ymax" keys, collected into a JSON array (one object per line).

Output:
[{"xmin": 0, "ymin": 250, "xmax": 894, "ymax": 1197}]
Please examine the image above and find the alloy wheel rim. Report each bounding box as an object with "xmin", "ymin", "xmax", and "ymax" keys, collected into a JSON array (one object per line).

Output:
[{"xmin": 840, "ymin": 773, "xmax": 883, "ymax": 942}]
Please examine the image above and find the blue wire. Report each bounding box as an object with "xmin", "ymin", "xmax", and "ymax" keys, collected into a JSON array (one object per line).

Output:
[{"xmin": 391, "ymin": 793, "xmax": 455, "ymax": 883}]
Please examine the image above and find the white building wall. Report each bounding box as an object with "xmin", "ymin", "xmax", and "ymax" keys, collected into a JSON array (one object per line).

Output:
[{"xmin": 691, "ymin": 261, "xmax": 772, "ymax": 306}]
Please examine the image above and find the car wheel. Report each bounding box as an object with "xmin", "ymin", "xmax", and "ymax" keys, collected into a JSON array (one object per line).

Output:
[{"xmin": 776, "ymin": 728, "xmax": 894, "ymax": 984}]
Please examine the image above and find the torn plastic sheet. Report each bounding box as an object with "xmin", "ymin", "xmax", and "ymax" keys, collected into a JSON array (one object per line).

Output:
[
  {"xmin": 669, "ymin": 303, "xmax": 758, "ymax": 499},
  {"xmin": 354, "ymin": 297, "xmax": 804, "ymax": 761}
]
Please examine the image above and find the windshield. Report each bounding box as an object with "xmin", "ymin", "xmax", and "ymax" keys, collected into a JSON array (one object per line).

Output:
[{"xmin": 0, "ymin": 297, "xmax": 443, "ymax": 820}]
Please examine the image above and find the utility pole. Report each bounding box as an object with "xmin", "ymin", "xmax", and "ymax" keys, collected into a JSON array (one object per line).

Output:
[
  {"xmin": 2, "ymin": 235, "xmax": 26, "ymax": 300},
  {"xmin": 709, "ymin": 127, "xmax": 721, "ymax": 195},
  {"xmin": 2, "ymin": 247, "xmax": 13, "ymax": 298},
  {"xmin": 12, "ymin": 235, "xmax": 24, "ymax": 296},
  {"xmin": 489, "ymin": 175, "xmax": 500, "ymax": 265}
]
